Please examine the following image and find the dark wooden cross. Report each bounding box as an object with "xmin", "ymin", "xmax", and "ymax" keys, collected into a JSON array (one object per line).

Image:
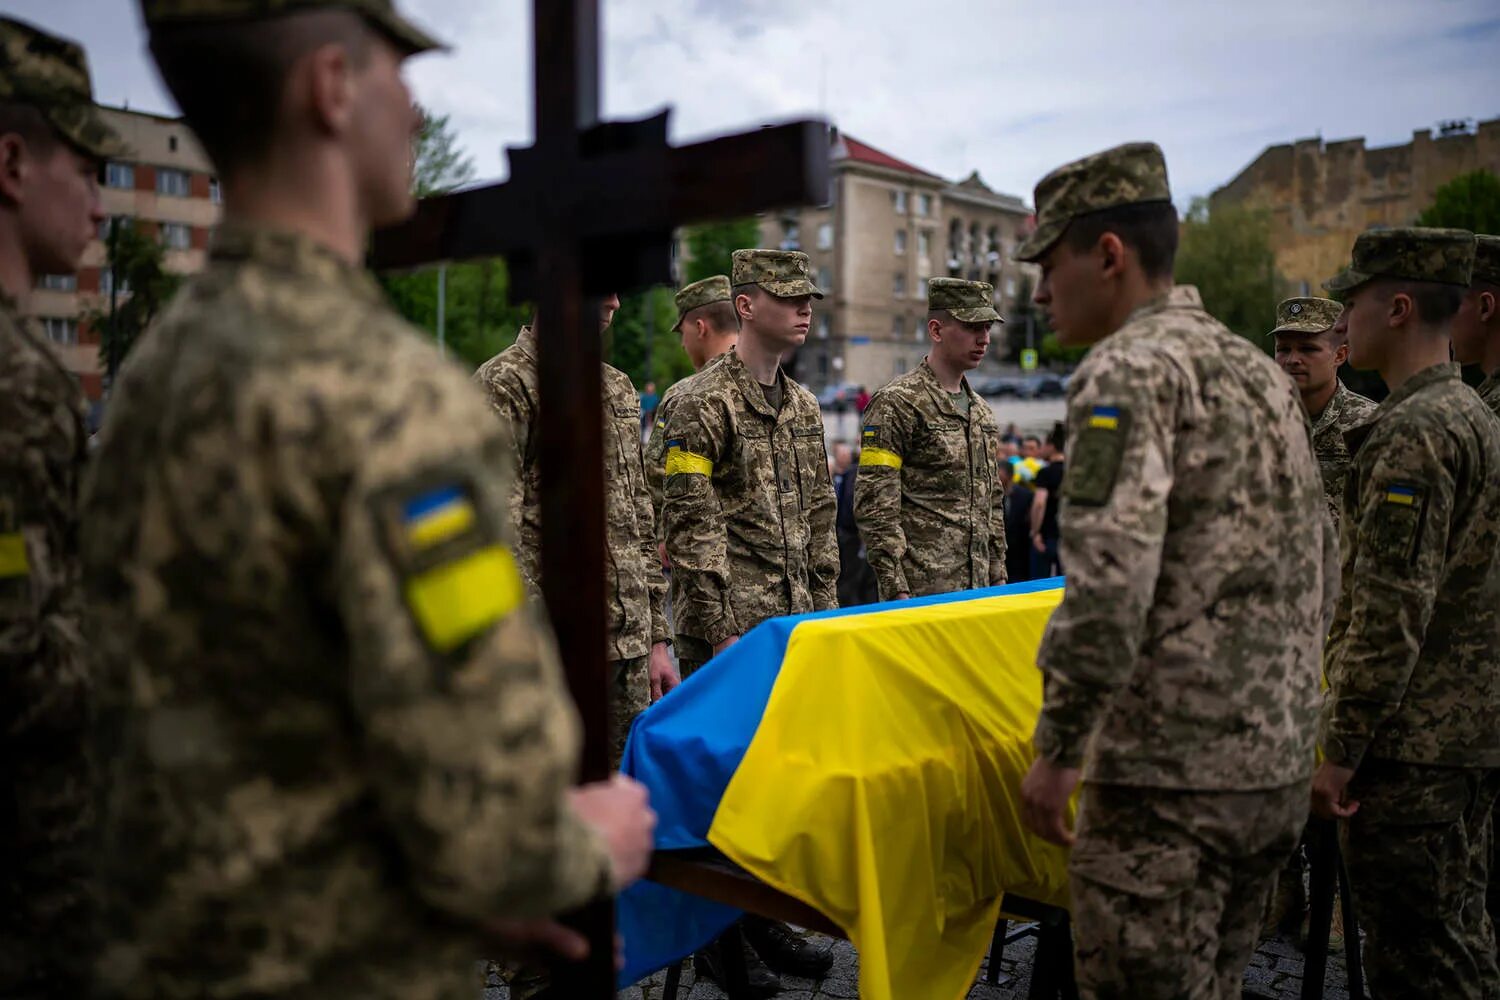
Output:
[{"xmin": 370, "ymin": 2, "xmax": 829, "ymax": 993}]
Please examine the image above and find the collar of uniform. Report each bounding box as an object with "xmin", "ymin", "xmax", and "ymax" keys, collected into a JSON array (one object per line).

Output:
[
  {"xmin": 210, "ymin": 223, "xmax": 383, "ymax": 305},
  {"xmin": 1120, "ymin": 284, "xmax": 1204, "ymax": 329},
  {"xmin": 1311, "ymin": 379, "xmax": 1353, "ymax": 434},
  {"xmin": 723, "ymin": 346, "xmax": 783, "ymax": 420},
  {"xmin": 1376, "ymin": 361, "xmax": 1460, "ymax": 415},
  {"xmin": 915, "ymin": 357, "xmax": 977, "ymax": 420},
  {"xmin": 513, "ymin": 325, "xmax": 538, "ymax": 360}
]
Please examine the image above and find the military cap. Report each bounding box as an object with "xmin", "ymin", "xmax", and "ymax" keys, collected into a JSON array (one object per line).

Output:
[
  {"xmin": 1014, "ymin": 142, "xmax": 1171, "ymax": 263},
  {"xmin": 1472, "ymin": 234, "xmax": 1500, "ymax": 288},
  {"xmin": 138, "ymin": 0, "xmax": 445, "ymax": 54},
  {"xmin": 674, "ymin": 275, "xmax": 731, "ymax": 326},
  {"xmin": 0, "ymin": 18, "xmax": 128, "ymax": 160},
  {"xmin": 928, "ymin": 277, "xmax": 1003, "ymax": 324},
  {"xmin": 1324, "ymin": 227, "xmax": 1476, "ymax": 295},
  {"xmin": 731, "ymin": 249, "xmax": 824, "ymax": 299},
  {"xmin": 1270, "ymin": 297, "xmax": 1342, "ymax": 336}
]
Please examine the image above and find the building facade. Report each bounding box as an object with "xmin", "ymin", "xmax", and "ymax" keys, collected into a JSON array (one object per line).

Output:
[
  {"xmin": 26, "ymin": 105, "xmax": 222, "ymax": 404},
  {"xmin": 756, "ymin": 131, "xmax": 1036, "ymax": 392},
  {"xmin": 1212, "ymin": 118, "xmax": 1500, "ymax": 296}
]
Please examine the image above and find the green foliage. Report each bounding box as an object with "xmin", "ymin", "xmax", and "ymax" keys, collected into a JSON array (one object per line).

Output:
[
  {"xmin": 1175, "ymin": 197, "xmax": 1284, "ymax": 346},
  {"xmin": 1417, "ymin": 169, "xmax": 1500, "ymax": 233},
  {"xmin": 681, "ymin": 218, "xmax": 762, "ymax": 284},
  {"xmin": 607, "ymin": 287, "xmax": 694, "ymax": 388},
  {"xmin": 1039, "ymin": 331, "xmax": 1087, "ymax": 364},
  {"xmin": 91, "ymin": 221, "xmax": 183, "ymax": 377},
  {"xmin": 410, "ymin": 105, "xmax": 476, "ymax": 198}
]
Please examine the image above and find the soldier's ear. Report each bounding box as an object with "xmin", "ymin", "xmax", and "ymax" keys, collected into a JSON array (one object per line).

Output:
[
  {"xmin": 1096, "ymin": 231, "xmax": 1126, "ymax": 279},
  {"xmin": 1388, "ymin": 290, "xmax": 1415, "ymax": 329},
  {"xmin": 1480, "ymin": 290, "xmax": 1498, "ymax": 325},
  {"xmin": 0, "ymin": 133, "xmax": 29, "ymax": 205}
]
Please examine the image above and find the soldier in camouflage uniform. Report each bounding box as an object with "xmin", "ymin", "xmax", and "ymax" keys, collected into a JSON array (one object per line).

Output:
[
  {"xmin": 83, "ymin": 4, "xmax": 655, "ymax": 996},
  {"xmin": 1014, "ymin": 143, "xmax": 1335, "ymax": 1000},
  {"xmin": 475, "ymin": 301, "xmax": 676, "ymax": 766},
  {"xmin": 1453, "ymin": 234, "xmax": 1500, "ymax": 418},
  {"xmin": 854, "ymin": 277, "xmax": 1007, "ymax": 600},
  {"xmin": 1312, "ymin": 227, "xmax": 1500, "ymax": 999},
  {"xmin": 0, "ymin": 18, "xmax": 125, "ymax": 996},
  {"xmin": 1271, "ymin": 296, "xmax": 1378, "ymax": 528}
]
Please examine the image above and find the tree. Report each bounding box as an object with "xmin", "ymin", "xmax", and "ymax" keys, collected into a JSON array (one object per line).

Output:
[
  {"xmin": 1417, "ymin": 169, "xmax": 1500, "ymax": 233},
  {"xmin": 607, "ymin": 286, "xmax": 694, "ymax": 388},
  {"xmin": 410, "ymin": 105, "xmax": 476, "ymax": 197},
  {"xmin": 681, "ymin": 218, "xmax": 762, "ymax": 284},
  {"xmin": 1175, "ymin": 197, "xmax": 1284, "ymax": 345},
  {"xmin": 91, "ymin": 221, "xmax": 182, "ymax": 379}
]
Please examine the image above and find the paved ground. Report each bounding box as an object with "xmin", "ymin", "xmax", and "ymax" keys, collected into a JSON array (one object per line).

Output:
[
  {"xmin": 484, "ymin": 926, "xmax": 1356, "ymax": 999},
  {"xmin": 822, "ymin": 397, "xmax": 1066, "ymax": 445}
]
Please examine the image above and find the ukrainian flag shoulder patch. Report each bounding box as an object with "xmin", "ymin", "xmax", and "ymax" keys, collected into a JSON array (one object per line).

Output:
[
  {"xmin": 1088, "ymin": 406, "xmax": 1121, "ymax": 430},
  {"xmin": 1383, "ymin": 485, "xmax": 1418, "ymax": 506}
]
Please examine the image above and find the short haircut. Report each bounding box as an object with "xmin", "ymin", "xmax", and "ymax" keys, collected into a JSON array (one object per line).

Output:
[
  {"xmin": 1022, "ymin": 434, "xmax": 1041, "ymax": 447},
  {"xmin": 148, "ymin": 10, "xmax": 373, "ymax": 174},
  {"xmin": 1061, "ymin": 201, "xmax": 1179, "ymax": 281},
  {"xmin": 0, "ymin": 101, "xmax": 60, "ymax": 157},
  {"xmin": 1048, "ymin": 421, "xmax": 1066, "ymax": 451},
  {"xmin": 1372, "ymin": 278, "xmax": 1464, "ymax": 327},
  {"xmin": 684, "ymin": 299, "xmax": 739, "ymax": 333}
]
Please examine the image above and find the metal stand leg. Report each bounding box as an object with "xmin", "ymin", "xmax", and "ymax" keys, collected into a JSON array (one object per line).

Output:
[
  {"xmin": 1028, "ymin": 915, "xmax": 1079, "ymax": 1000},
  {"xmin": 661, "ymin": 958, "xmax": 682, "ymax": 1000},
  {"xmin": 1337, "ymin": 847, "xmax": 1366, "ymax": 999},
  {"xmin": 721, "ymin": 924, "xmax": 750, "ymax": 998},
  {"xmin": 987, "ymin": 918, "xmax": 1009, "ymax": 984},
  {"xmin": 1302, "ymin": 818, "xmax": 1337, "ymax": 1000}
]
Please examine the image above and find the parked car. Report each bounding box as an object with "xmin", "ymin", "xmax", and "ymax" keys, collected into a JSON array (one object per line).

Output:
[
  {"xmin": 1017, "ymin": 375, "xmax": 1066, "ymax": 399},
  {"xmin": 817, "ymin": 382, "xmax": 861, "ymax": 409}
]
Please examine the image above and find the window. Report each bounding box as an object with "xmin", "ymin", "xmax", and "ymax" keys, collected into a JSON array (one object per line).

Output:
[
  {"xmin": 892, "ymin": 314, "xmax": 905, "ymax": 337},
  {"xmin": 817, "ymin": 315, "xmax": 831, "ymax": 339},
  {"xmin": 893, "ymin": 272, "xmax": 905, "ymax": 297},
  {"xmin": 168, "ymin": 135, "xmax": 179, "ymax": 152},
  {"xmin": 157, "ymin": 168, "xmax": 190, "ymax": 197},
  {"xmin": 917, "ymin": 193, "xmax": 933, "ymax": 217},
  {"xmin": 817, "ymin": 266, "xmax": 832, "ymax": 292},
  {"xmin": 894, "ymin": 230, "xmax": 907, "ymax": 255},
  {"xmin": 918, "ymin": 230, "xmax": 931, "ymax": 258},
  {"xmin": 1005, "ymin": 277, "xmax": 1017, "ymax": 298},
  {"xmin": 160, "ymin": 222, "xmax": 191, "ymax": 250},
  {"xmin": 917, "ymin": 277, "xmax": 928, "ymax": 300},
  {"xmin": 104, "ymin": 162, "xmax": 134, "ymax": 189},
  {"xmin": 99, "ymin": 215, "xmax": 132, "ymax": 240},
  {"xmin": 99, "ymin": 268, "xmax": 131, "ymax": 297},
  {"xmin": 893, "ymin": 190, "xmax": 908, "ymax": 214},
  {"xmin": 41, "ymin": 317, "xmax": 78, "ymax": 345},
  {"xmin": 209, "ymin": 178, "xmax": 222, "ymax": 204},
  {"xmin": 915, "ymin": 322, "xmax": 926, "ymax": 342},
  {"xmin": 780, "ymin": 221, "xmax": 800, "ymax": 251},
  {"xmin": 816, "ymin": 222, "xmax": 833, "ymax": 250},
  {"xmin": 38, "ymin": 274, "xmax": 76, "ymax": 291}
]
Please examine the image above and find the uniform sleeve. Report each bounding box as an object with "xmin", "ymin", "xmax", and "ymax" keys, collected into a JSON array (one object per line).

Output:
[
  {"xmin": 336, "ymin": 405, "xmax": 611, "ymax": 921},
  {"xmin": 987, "ymin": 419, "xmax": 1008, "ymax": 586},
  {"xmin": 474, "ymin": 372, "xmax": 541, "ymax": 598},
  {"xmin": 661, "ymin": 392, "xmax": 739, "ymax": 645},
  {"xmin": 803, "ymin": 413, "xmax": 840, "ymax": 612},
  {"xmin": 1319, "ymin": 425, "xmax": 1454, "ymax": 770},
  {"xmin": 632, "ymin": 414, "xmax": 670, "ymax": 645},
  {"xmin": 853, "ymin": 393, "xmax": 912, "ymax": 599},
  {"xmin": 1032, "ymin": 352, "xmax": 1176, "ymax": 768}
]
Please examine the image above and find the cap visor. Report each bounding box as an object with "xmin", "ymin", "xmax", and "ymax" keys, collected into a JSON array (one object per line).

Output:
[
  {"xmin": 369, "ymin": 8, "xmax": 448, "ymax": 53},
  {"xmin": 1269, "ymin": 322, "xmax": 1333, "ymax": 336},
  {"xmin": 949, "ymin": 306, "xmax": 1002, "ymax": 323},
  {"xmin": 761, "ymin": 279, "xmax": 823, "ymax": 299},
  {"xmin": 1014, "ymin": 218, "xmax": 1065, "ymax": 263},
  {"xmin": 52, "ymin": 104, "xmax": 131, "ymax": 161},
  {"xmin": 1322, "ymin": 268, "xmax": 1370, "ymax": 295}
]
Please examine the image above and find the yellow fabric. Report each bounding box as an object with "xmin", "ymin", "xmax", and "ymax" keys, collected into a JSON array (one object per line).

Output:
[
  {"xmin": 404, "ymin": 544, "xmax": 523, "ymax": 652},
  {"xmin": 0, "ymin": 532, "xmax": 28, "ymax": 578},
  {"xmin": 709, "ymin": 588, "xmax": 1072, "ymax": 1000},
  {"xmin": 665, "ymin": 449, "xmax": 713, "ymax": 477},
  {"xmin": 858, "ymin": 446, "xmax": 903, "ymax": 470}
]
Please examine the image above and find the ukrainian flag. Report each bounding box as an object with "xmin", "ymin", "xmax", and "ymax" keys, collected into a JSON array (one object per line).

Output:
[
  {"xmin": 618, "ymin": 578, "xmax": 1071, "ymax": 999},
  {"xmin": 402, "ymin": 485, "xmax": 476, "ymax": 549}
]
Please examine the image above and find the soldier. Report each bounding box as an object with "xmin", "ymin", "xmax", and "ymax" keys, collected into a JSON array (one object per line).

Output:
[
  {"xmin": 1271, "ymin": 296, "xmax": 1378, "ymax": 528},
  {"xmin": 475, "ymin": 296, "xmax": 677, "ymax": 761},
  {"xmin": 0, "ymin": 18, "xmax": 124, "ymax": 996},
  {"xmin": 1013, "ymin": 143, "xmax": 1335, "ymax": 1000},
  {"xmin": 660, "ymin": 248, "xmax": 837, "ymax": 991},
  {"xmin": 1311, "ymin": 227, "xmax": 1500, "ymax": 999},
  {"xmin": 1453, "ymin": 234, "xmax": 1500, "ymax": 417},
  {"xmin": 83, "ymin": 4, "xmax": 655, "ymax": 996},
  {"xmin": 853, "ymin": 276, "xmax": 1007, "ymax": 600}
]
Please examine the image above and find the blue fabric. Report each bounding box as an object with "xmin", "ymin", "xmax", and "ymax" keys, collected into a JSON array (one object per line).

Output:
[{"xmin": 616, "ymin": 577, "xmax": 1064, "ymax": 986}]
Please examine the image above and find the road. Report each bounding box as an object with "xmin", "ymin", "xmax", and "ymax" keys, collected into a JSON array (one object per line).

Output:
[{"xmin": 822, "ymin": 397, "xmax": 1067, "ymax": 445}]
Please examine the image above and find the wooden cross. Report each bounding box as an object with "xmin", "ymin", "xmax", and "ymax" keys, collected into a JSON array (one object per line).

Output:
[{"xmin": 370, "ymin": 2, "xmax": 829, "ymax": 992}]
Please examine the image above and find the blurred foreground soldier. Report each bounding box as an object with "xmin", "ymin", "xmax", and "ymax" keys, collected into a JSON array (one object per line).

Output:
[
  {"xmin": 475, "ymin": 294, "xmax": 677, "ymax": 762},
  {"xmin": 660, "ymin": 249, "xmax": 837, "ymax": 992},
  {"xmin": 854, "ymin": 276, "xmax": 1007, "ymax": 599},
  {"xmin": 0, "ymin": 18, "xmax": 124, "ymax": 995},
  {"xmin": 84, "ymin": 4, "xmax": 655, "ymax": 996},
  {"xmin": 1453, "ymin": 234, "xmax": 1500, "ymax": 417},
  {"xmin": 1014, "ymin": 142, "xmax": 1334, "ymax": 1000},
  {"xmin": 1312, "ymin": 227, "xmax": 1500, "ymax": 999},
  {"xmin": 1271, "ymin": 296, "xmax": 1377, "ymax": 529}
]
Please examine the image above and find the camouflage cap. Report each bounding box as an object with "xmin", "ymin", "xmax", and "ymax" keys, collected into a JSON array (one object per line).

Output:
[
  {"xmin": 674, "ymin": 275, "xmax": 731, "ymax": 326},
  {"xmin": 731, "ymin": 249, "xmax": 825, "ymax": 299},
  {"xmin": 138, "ymin": 0, "xmax": 445, "ymax": 54},
  {"xmin": 1472, "ymin": 234, "xmax": 1500, "ymax": 288},
  {"xmin": 928, "ymin": 276, "xmax": 1003, "ymax": 324},
  {"xmin": 1323, "ymin": 227, "xmax": 1476, "ymax": 295},
  {"xmin": 1014, "ymin": 141, "xmax": 1171, "ymax": 263},
  {"xmin": 1270, "ymin": 297, "xmax": 1342, "ymax": 336},
  {"xmin": 0, "ymin": 18, "xmax": 129, "ymax": 160}
]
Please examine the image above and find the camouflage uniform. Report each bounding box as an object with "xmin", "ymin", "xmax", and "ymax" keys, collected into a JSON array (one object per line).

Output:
[
  {"xmin": 1320, "ymin": 228, "xmax": 1500, "ymax": 999},
  {"xmin": 474, "ymin": 327, "xmax": 668, "ymax": 767},
  {"xmin": 0, "ymin": 20, "xmax": 126, "ymax": 997},
  {"xmin": 854, "ymin": 278, "xmax": 1006, "ymax": 599},
  {"xmin": 84, "ymin": 222, "xmax": 612, "ymax": 999},
  {"xmin": 660, "ymin": 252, "xmax": 838, "ymax": 675},
  {"xmin": 1016, "ymin": 144, "xmax": 1334, "ymax": 1000},
  {"xmin": 1474, "ymin": 236, "xmax": 1500, "ymax": 418}
]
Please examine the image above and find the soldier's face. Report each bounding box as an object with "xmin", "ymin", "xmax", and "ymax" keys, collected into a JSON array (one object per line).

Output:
[
  {"xmin": 1451, "ymin": 286, "xmax": 1497, "ymax": 366},
  {"xmin": 1034, "ymin": 241, "xmax": 1110, "ymax": 346},
  {"xmin": 351, "ymin": 35, "xmax": 422, "ymax": 227},
  {"xmin": 757, "ymin": 292, "xmax": 813, "ymax": 348},
  {"xmin": 931, "ymin": 316, "xmax": 991, "ymax": 371},
  {"xmin": 1335, "ymin": 290, "xmax": 1386, "ymax": 370},
  {"xmin": 5, "ymin": 137, "xmax": 102, "ymax": 276},
  {"xmin": 600, "ymin": 293, "xmax": 620, "ymax": 332},
  {"xmin": 1274, "ymin": 332, "xmax": 1344, "ymax": 395}
]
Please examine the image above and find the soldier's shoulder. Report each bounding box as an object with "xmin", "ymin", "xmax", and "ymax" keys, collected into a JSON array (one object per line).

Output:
[
  {"xmin": 785, "ymin": 377, "xmax": 820, "ymax": 413},
  {"xmin": 869, "ymin": 368, "xmax": 925, "ymax": 403},
  {"xmin": 601, "ymin": 363, "xmax": 640, "ymax": 402},
  {"xmin": 1341, "ymin": 386, "xmax": 1380, "ymax": 421}
]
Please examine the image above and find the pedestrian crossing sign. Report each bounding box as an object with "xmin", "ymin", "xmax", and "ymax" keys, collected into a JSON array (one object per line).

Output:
[{"xmin": 1021, "ymin": 348, "xmax": 1038, "ymax": 371}]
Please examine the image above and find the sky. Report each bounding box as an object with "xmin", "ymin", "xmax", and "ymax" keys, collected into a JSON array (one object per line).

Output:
[{"xmin": 11, "ymin": 0, "xmax": 1500, "ymax": 207}]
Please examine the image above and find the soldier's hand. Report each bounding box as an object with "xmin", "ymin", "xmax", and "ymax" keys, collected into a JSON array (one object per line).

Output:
[
  {"xmin": 1032, "ymin": 533, "xmax": 1046, "ymax": 553},
  {"xmin": 658, "ymin": 542, "xmax": 670, "ymax": 570},
  {"xmin": 484, "ymin": 916, "xmax": 590, "ymax": 962},
  {"xmin": 569, "ymin": 775, "xmax": 656, "ymax": 891},
  {"xmin": 1020, "ymin": 757, "xmax": 1081, "ymax": 847},
  {"xmin": 712, "ymin": 635, "xmax": 740, "ymax": 656},
  {"xmin": 894, "ymin": 592, "xmax": 910, "ymax": 602},
  {"xmin": 1310, "ymin": 761, "xmax": 1359, "ymax": 820},
  {"xmin": 649, "ymin": 642, "xmax": 680, "ymax": 701}
]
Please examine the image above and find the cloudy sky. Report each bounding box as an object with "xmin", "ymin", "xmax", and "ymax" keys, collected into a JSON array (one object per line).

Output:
[{"xmin": 13, "ymin": 0, "xmax": 1500, "ymax": 206}]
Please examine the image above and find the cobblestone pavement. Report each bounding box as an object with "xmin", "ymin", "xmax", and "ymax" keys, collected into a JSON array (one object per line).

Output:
[{"xmin": 484, "ymin": 926, "xmax": 1356, "ymax": 999}]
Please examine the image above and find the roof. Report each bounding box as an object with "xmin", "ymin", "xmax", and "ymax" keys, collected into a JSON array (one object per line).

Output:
[{"xmin": 835, "ymin": 134, "xmax": 941, "ymax": 179}]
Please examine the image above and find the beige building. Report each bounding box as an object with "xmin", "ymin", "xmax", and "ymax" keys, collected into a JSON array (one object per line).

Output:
[
  {"xmin": 26, "ymin": 105, "xmax": 222, "ymax": 403},
  {"xmin": 1212, "ymin": 118, "xmax": 1500, "ymax": 296},
  {"xmin": 757, "ymin": 131, "xmax": 1036, "ymax": 391}
]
